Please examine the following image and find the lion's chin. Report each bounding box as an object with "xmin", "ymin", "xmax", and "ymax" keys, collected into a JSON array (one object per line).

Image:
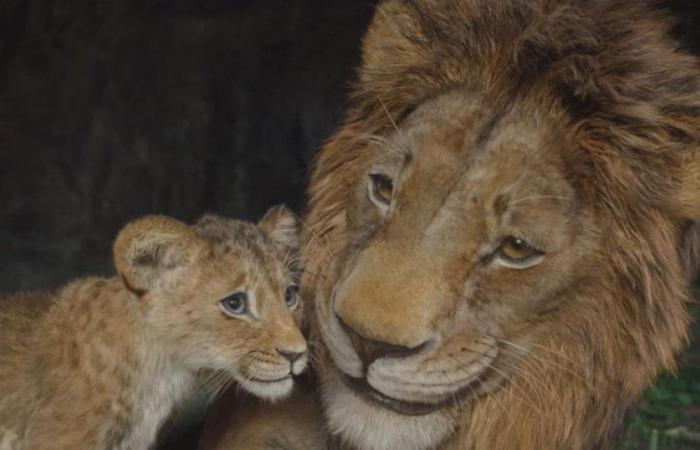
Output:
[
  {"xmin": 322, "ymin": 373, "xmax": 457, "ymax": 450},
  {"xmin": 338, "ymin": 372, "xmax": 453, "ymax": 416},
  {"xmin": 335, "ymin": 356, "xmax": 501, "ymax": 416}
]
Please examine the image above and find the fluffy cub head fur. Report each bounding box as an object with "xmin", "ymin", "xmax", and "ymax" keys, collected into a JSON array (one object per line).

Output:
[{"xmin": 114, "ymin": 205, "xmax": 307, "ymax": 401}]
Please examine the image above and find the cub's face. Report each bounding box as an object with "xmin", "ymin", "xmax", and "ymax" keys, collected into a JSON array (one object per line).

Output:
[{"xmin": 114, "ymin": 206, "xmax": 307, "ymax": 401}]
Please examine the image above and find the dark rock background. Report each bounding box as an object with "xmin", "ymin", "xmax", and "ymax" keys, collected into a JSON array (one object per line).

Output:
[
  {"xmin": 0, "ymin": 1, "xmax": 698, "ymax": 449},
  {"xmin": 1, "ymin": 0, "xmax": 698, "ymax": 292},
  {"xmin": 0, "ymin": 0, "xmax": 377, "ymax": 292}
]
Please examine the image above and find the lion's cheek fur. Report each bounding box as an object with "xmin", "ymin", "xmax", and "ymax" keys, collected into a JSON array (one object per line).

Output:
[{"xmin": 300, "ymin": 0, "xmax": 700, "ymax": 448}]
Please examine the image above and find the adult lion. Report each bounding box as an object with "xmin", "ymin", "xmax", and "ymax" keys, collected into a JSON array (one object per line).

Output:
[{"xmin": 200, "ymin": 0, "xmax": 700, "ymax": 449}]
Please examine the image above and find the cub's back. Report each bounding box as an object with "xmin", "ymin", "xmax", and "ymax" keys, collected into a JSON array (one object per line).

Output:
[
  {"xmin": 0, "ymin": 290, "xmax": 54, "ymax": 373},
  {"xmin": 0, "ymin": 291, "xmax": 54, "ymax": 438}
]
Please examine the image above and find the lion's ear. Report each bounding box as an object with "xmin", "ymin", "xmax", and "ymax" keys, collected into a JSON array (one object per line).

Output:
[
  {"xmin": 258, "ymin": 205, "xmax": 299, "ymax": 254},
  {"xmin": 113, "ymin": 215, "xmax": 202, "ymax": 293}
]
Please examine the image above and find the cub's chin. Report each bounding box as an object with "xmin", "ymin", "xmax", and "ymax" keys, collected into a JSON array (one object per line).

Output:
[{"xmin": 237, "ymin": 375, "xmax": 294, "ymax": 402}]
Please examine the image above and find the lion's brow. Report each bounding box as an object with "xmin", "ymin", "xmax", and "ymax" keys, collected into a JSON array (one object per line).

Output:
[{"xmin": 357, "ymin": 133, "xmax": 411, "ymax": 160}]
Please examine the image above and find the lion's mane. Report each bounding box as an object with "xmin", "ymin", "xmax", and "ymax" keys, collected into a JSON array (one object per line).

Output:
[{"xmin": 302, "ymin": 1, "xmax": 700, "ymax": 448}]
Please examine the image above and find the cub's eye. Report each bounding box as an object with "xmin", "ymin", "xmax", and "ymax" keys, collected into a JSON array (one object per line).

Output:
[
  {"xmin": 285, "ymin": 285, "xmax": 299, "ymax": 309},
  {"xmin": 496, "ymin": 236, "xmax": 544, "ymax": 269},
  {"xmin": 368, "ymin": 172, "xmax": 394, "ymax": 210},
  {"xmin": 220, "ymin": 292, "xmax": 248, "ymax": 316}
]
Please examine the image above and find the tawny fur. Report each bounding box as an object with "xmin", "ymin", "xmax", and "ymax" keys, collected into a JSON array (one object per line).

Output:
[
  {"xmin": 198, "ymin": 387, "xmax": 324, "ymax": 450},
  {"xmin": 0, "ymin": 206, "xmax": 307, "ymax": 450},
  {"xmin": 201, "ymin": 1, "xmax": 700, "ymax": 450},
  {"xmin": 304, "ymin": 1, "xmax": 700, "ymax": 449}
]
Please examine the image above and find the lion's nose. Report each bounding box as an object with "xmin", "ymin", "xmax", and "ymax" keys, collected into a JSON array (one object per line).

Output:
[{"xmin": 337, "ymin": 314, "xmax": 429, "ymax": 366}]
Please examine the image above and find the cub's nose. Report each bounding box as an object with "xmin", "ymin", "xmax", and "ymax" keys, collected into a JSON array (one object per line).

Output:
[
  {"xmin": 276, "ymin": 348, "xmax": 306, "ymax": 364},
  {"xmin": 337, "ymin": 314, "xmax": 429, "ymax": 366}
]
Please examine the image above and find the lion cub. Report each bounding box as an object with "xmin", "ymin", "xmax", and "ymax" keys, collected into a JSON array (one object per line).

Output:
[{"xmin": 0, "ymin": 206, "xmax": 307, "ymax": 450}]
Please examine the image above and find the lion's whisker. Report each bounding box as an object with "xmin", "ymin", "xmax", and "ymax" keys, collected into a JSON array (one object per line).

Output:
[
  {"xmin": 494, "ymin": 337, "xmax": 603, "ymax": 389},
  {"xmin": 447, "ymin": 351, "xmax": 545, "ymax": 415},
  {"xmin": 358, "ymin": 133, "xmax": 409, "ymax": 158},
  {"xmin": 295, "ymin": 215, "xmax": 338, "ymax": 270},
  {"xmin": 376, "ymin": 95, "xmax": 403, "ymax": 139}
]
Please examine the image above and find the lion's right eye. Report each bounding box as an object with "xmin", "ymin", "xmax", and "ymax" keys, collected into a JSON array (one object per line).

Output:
[
  {"xmin": 496, "ymin": 236, "xmax": 544, "ymax": 269},
  {"xmin": 368, "ymin": 172, "xmax": 394, "ymax": 210}
]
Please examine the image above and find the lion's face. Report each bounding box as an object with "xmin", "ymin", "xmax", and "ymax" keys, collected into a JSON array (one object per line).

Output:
[
  {"xmin": 315, "ymin": 90, "xmax": 600, "ymax": 444},
  {"xmin": 303, "ymin": 1, "xmax": 700, "ymax": 448}
]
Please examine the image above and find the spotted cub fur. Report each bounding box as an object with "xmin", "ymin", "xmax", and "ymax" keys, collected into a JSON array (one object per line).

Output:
[{"xmin": 0, "ymin": 205, "xmax": 307, "ymax": 450}]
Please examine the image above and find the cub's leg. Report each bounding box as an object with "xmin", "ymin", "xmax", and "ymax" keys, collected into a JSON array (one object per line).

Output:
[
  {"xmin": 20, "ymin": 402, "xmax": 110, "ymax": 450},
  {"xmin": 20, "ymin": 376, "xmax": 135, "ymax": 450}
]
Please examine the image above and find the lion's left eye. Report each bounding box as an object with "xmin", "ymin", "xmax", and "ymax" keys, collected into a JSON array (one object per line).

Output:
[{"xmin": 496, "ymin": 236, "xmax": 544, "ymax": 269}]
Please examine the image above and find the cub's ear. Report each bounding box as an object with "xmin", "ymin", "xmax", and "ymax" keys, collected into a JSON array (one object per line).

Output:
[
  {"xmin": 113, "ymin": 215, "xmax": 202, "ymax": 293},
  {"xmin": 258, "ymin": 205, "xmax": 299, "ymax": 253}
]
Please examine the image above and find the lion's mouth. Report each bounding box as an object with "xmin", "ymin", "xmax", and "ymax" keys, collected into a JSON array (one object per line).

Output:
[
  {"xmin": 246, "ymin": 374, "xmax": 292, "ymax": 384},
  {"xmin": 338, "ymin": 370, "xmax": 492, "ymax": 416}
]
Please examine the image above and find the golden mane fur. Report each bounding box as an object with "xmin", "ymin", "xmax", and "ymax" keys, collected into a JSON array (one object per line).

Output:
[{"xmin": 300, "ymin": 1, "xmax": 700, "ymax": 449}]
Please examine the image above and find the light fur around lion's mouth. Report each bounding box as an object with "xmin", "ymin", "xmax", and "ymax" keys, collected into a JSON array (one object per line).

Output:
[
  {"xmin": 338, "ymin": 369, "xmax": 495, "ymax": 416},
  {"xmin": 319, "ymin": 285, "xmax": 504, "ymax": 414},
  {"xmin": 246, "ymin": 374, "xmax": 293, "ymax": 384}
]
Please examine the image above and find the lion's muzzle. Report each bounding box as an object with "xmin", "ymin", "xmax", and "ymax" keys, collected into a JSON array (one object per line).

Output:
[
  {"xmin": 337, "ymin": 314, "xmax": 430, "ymax": 366},
  {"xmin": 316, "ymin": 283, "xmax": 500, "ymax": 415}
]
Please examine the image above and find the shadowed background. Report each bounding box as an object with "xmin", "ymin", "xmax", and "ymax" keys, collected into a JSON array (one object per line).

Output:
[
  {"xmin": 0, "ymin": 1, "xmax": 698, "ymax": 449},
  {"xmin": 0, "ymin": 0, "xmax": 378, "ymax": 291}
]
